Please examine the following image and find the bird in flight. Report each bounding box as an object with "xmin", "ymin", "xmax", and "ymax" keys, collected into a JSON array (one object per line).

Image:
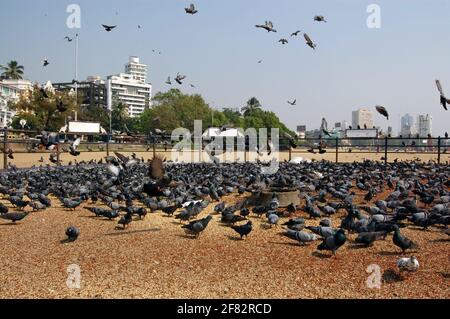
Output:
[
  {"xmin": 102, "ymin": 24, "xmax": 117, "ymax": 32},
  {"xmin": 291, "ymin": 30, "xmax": 301, "ymax": 37},
  {"xmin": 138, "ymin": 25, "xmax": 142, "ymax": 29},
  {"xmin": 43, "ymin": 58, "xmax": 49, "ymax": 67},
  {"xmin": 436, "ymin": 79, "xmax": 449, "ymax": 111},
  {"xmin": 190, "ymin": 84, "xmax": 196, "ymax": 88},
  {"xmin": 279, "ymin": 38, "xmax": 288, "ymax": 45},
  {"xmin": 287, "ymin": 99, "xmax": 296, "ymax": 106},
  {"xmin": 255, "ymin": 21, "xmax": 277, "ymax": 32},
  {"xmin": 375, "ymin": 105, "xmax": 389, "ymax": 120},
  {"xmin": 64, "ymin": 36, "xmax": 73, "ymax": 42},
  {"xmin": 304, "ymin": 33, "xmax": 316, "ymax": 50},
  {"xmin": 314, "ymin": 15, "xmax": 327, "ymax": 23},
  {"xmin": 185, "ymin": 3, "xmax": 198, "ymax": 15},
  {"xmin": 257, "ymin": 60, "xmax": 262, "ymax": 64},
  {"xmin": 175, "ymin": 73, "xmax": 186, "ymax": 85},
  {"xmin": 321, "ymin": 118, "xmax": 332, "ymax": 137},
  {"xmin": 165, "ymin": 77, "xmax": 172, "ymax": 85}
]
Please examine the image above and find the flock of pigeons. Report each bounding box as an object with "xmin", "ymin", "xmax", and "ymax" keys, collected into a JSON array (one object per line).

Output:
[{"xmin": 1, "ymin": 152, "xmax": 449, "ymax": 277}]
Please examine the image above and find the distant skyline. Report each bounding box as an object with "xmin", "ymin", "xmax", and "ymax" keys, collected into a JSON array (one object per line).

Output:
[{"xmin": 1, "ymin": 0, "xmax": 449, "ymax": 134}]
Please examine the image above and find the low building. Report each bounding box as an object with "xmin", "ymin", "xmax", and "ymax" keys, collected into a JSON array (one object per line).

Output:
[{"xmin": 0, "ymin": 79, "xmax": 32, "ymax": 126}]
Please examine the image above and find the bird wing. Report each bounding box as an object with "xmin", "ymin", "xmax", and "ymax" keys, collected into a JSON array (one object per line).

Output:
[
  {"xmin": 190, "ymin": 3, "xmax": 195, "ymax": 10},
  {"xmin": 102, "ymin": 24, "xmax": 116, "ymax": 29},
  {"xmin": 321, "ymin": 117, "xmax": 328, "ymax": 131},
  {"xmin": 268, "ymin": 21, "xmax": 273, "ymax": 29},
  {"xmin": 72, "ymin": 138, "xmax": 81, "ymax": 150},
  {"xmin": 436, "ymin": 79, "xmax": 444, "ymax": 95},
  {"xmin": 114, "ymin": 152, "xmax": 128, "ymax": 163},
  {"xmin": 304, "ymin": 33, "xmax": 312, "ymax": 43}
]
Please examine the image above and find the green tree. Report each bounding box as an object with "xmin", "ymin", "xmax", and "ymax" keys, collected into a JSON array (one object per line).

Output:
[
  {"xmin": 1, "ymin": 61, "xmax": 24, "ymax": 80},
  {"xmin": 10, "ymin": 84, "xmax": 77, "ymax": 131},
  {"xmin": 242, "ymin": 97, "xmax": 261, "ymax": 116}
]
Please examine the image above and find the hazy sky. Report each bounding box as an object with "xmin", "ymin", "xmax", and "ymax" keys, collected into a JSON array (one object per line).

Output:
[{"xmin": 1, "ymin": 0, "xmax": 449, "ymax": 134}]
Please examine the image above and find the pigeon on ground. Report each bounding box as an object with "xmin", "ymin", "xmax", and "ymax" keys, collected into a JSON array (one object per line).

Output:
[
  {"xmin": 397, "ymin": 256, "xmax": 419, "ymax": 273},
  {"xmin": 317, "ymin": 229, "xmax": 347, "ymax": 256},
  {"xmin": 231, "ymin": 221, "xmax": 253, "ymax": 239},
  {"xmin": 282, "ymin": 229, "xmax": 319, "ymax": 245},
  {"xmin": 65, "ymin": 226, "xmax": 80, "ymax": 241}
]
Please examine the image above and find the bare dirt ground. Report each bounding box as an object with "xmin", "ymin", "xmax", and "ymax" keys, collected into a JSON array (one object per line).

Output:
[
  {"xmin": 0, "ymin": 187, "xmax": 449, "ymax": 299},
  {"xmin": 2, "ymin": 148, "xmax": 449, "ymax": 169}
]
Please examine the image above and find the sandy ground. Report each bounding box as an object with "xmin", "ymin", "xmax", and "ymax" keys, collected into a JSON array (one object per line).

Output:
[
  {"xmin": 2, "ymin": 148, "xmax": 449, "ymax": 169},
  {"xmin": 0, "ymin": 189, "xmax": 449, "ymax": 299}
]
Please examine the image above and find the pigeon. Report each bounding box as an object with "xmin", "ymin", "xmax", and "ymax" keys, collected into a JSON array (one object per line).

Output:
[
  {"xmin": 267, "ymin": 213, "xmax": 279, "ymax": 227},
  {"xmin": 182, "ymin": 215, "xmax": 212, "ymax": 238},
  {"xmin": 175, "ymin": 73, "xmax": 186, "ymax": 85},
  {"xmin": 397, "ymin": 256, "xmax": 419, "ymax": 273},
  {"xmin": 69, "ymin": 138, "xmax": 81, "ymax": 156},
  {"xmin": 287, "ymin": 99, "xmax": 296, "ymax": 106},
  {"xmin": 185, "ymin": 3, "xmax": 198, "ymax": 15},
  {"xmin": 435, "ymin": 79, "xmax": 449, "ymax": 111},
  {"xmin": 393, "ymin": 226, "xmax": 418, "ymax": 252},
  {"xmin": 102, "ymin": 25, "xmax": 117, "ymax": 32},
  {"xmin": 314, "ymin": 15, "xmax": 327, "ymax": 22},
  {"xmin": 354, "ymin": 231, "xmax": 387, "ymax": 247},
  {"xmin": 117, "ymin": 212, "xmax": 133, "ymax": 229},
  {"xmin": 64, "ymin": 36, "xmax": 73, "ymax": 42},
  {"xmin": 290, "ymin": 30, "xmax": 301, "ymax": 37},
  {"xmin": 317, "ymin": 229, "xmax": 347, "ymax": 256},
  {"xmin": 304, "ymin": 33, "xmax": 316, "ymax": 50},
  {"xmin": 165, "ymin": 77, "xmax": 172, "ymax": 85},
  {"xmin": 255, "ymin": 21, "xmax": 277, "ymax": 32},
  {"xmin": 43, "ymin": 58, "xmax": 49, "ymax": 67},
  {"xmin": 65, "ymin": 226, "xmax": 80, "ymax": 241},
  {"xmin": 279, "ymin": 38, "xmax": 288, "ymax": 45},
  {"xmin": 56, "ymin": 100, "xmax": 67, "ymax": 112},
  {"xmin": 0, "ymin": 212, "xmax": 29, "ymax": 223},
  {"xmin": 231, "ymin": 221, "xmax": 253, "ymax": 239},
  {"xmin": 283, "ymin": 218, "xmax": 305, "ymax": 231},
  {"xmin": 375, "ymin": 105, "xmax": 389, "ymax": 120},
  {"xmin": 7, "ymin": 148, "xmax": 14, "ymax": 159},
  {"xmin": 306, "ymin": 226, "xmax": 337, "ymax": 238},
  {"xmin": 321, "ymin": 118, "xmax": 331, "ymax": 137},
  {"xmin": 282, "ymin": 229, "xmax": 319, "ymax": 245}
]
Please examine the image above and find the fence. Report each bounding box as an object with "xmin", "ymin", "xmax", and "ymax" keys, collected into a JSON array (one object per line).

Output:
[{"xmin": 0, "ymin": 128, "xmax": 449, "ymax": 169}]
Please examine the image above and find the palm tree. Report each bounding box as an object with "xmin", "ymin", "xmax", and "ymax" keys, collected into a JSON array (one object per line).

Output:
[
  {"xmin": 1, "ymin": 61, "xmax": 24, "ymax": 80},
  {"xmin": 242, "ymin": 97, "xmax": 262, "ymax": 116}
]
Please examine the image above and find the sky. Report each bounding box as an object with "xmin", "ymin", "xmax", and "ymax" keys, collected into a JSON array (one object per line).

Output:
[{"xmin": 1, "ymin": 0, "xmax": 449, "ymax": 134}]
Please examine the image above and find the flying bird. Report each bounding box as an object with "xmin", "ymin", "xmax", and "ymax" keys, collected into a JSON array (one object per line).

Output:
[
  {"xmin": 375, "ymin": 105, "xmax": 389, "ymax": 120},
  {"xmin": 397, "ymin": 256, "xmax": 419, "ymax": 273},
  {"xmin": 435, "ymin": 79, "xmax": 449, "ymax": 111},
  {"xmin": 257, "ymin": 60, "xmax": 262, "ymax": 64},
  {"xmin": 190, "ymin": 83, "xmax": 196, "ymax": 88},
  {"xmin": 314, "ymin": 15, "xmax": 327, "ymax": 22},
  {"xmin": 185, "ymin": 3, "xmax": 198, "ymax": 15},
  {"xmin": 287, "ymin": 99, "xmax": 296, "ymax": 106},
  {"xmin": 43, "ymin": 58, "xmax": 49, "ymax": 67},
  {"xmin": 255, "ymin": 21, "xmax": 277, "ymax": 32},
  {"xmin": 102, "ymin": 24, "xmax": 117, "ymax": 32},
  {"xmin": 69, "ymin": 138, "xmax": 81, "ymax": 156},
  {"xmin": 279, "ymin": 38, "xmax": 288, "ymax": 45},
  {"xmin": 303, "ymin": 33, "xmax": 316, "ymax": 50},
  {"xmin": 175, "ymin": 73, "xmax": 186, "ymax": 85},
  {"xmin": 290, "ymin": 30, "xmax": 301, "ymax": 37},
  {"xmin": 64, "ymin": 36, "xmax": 73, "ymax": 42},
  {"xmin": 165, "ymin": 76, "xmax": 172, "ymax": 85},
  {"xmin": 321, "ymin": 118, "xmax": 332, "ymax": 137}
]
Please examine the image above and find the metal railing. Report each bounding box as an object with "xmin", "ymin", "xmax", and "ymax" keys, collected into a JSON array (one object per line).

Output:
[{"xmin": 0, "ymin": 128, "xmax": 448, "ymax": 169}]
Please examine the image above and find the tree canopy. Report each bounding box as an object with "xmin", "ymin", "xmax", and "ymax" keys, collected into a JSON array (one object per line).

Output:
[{"xmin": 1, "ymin": 60, "xmax": 24, "ymax": 80}]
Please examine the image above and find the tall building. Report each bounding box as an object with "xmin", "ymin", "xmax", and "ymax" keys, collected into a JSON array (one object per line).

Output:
[
  {"xmin": 352, "ymin": 108, "xmax": 374, "ymax": 129},
  {"xmin": 108, "ymin": 56, "xmax": 152, "ymax": 118},
  {"xmin": 0, "ymin": 79, "xmax": 32, "ymax": 126},
  {"xmin": 297, "ymin": 125, "xmax": 306, "ymax": 133},
  {"xmin": 417, "ymin": 114, "xmax": 432, "ymax": 137},
  {"xmin": 125, "ymin": 56, "xmax": 148, "ymax": 83},
  {"xmin": 400, "ymin": 113, "xmax": 414, "ymax": 136}
]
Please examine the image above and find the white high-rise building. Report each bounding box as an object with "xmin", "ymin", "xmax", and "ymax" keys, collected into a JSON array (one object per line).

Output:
[
  {"xmin": 108, "ymin": 56, "xmax": 152, "ymax": 117},
  {"xmin": 352, "ymin": 108, "xmax": 374, "ymax": 129},
  {"xmin": 417, "ymin": 114, "xmax": 432, "ymax": 137},
  {"xmin": 400, "ymin": 113, "xmax": 414, "ymax": 136},
  {"xmin": 125, "ymin": 56, "xmax": 148, "ymax": 83}
]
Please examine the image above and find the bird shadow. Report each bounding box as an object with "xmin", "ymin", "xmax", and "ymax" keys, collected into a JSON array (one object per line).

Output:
[
  {"xmin": 347, "ymin": 244, "xmax": 371, "ymax": 250},
  {"xmin": 269, "ymin": 241, "xmax": 303, "ymax": 247},
  {"xmin": 439, "ymin": 272, "xmax": 450, "ymax": 279},
  {"xmin": 225, "ymin": 235, "xmax": 243, "ymax": 241},
  {"xmin": 311, "ymin": 251, "xmax": 333, "ymax": 259},
  {"xmin": 0, "ymin": 222, "xmax": 19, "ymax": 226},
  {"xmin": 260, "ymin": 223, "xmax": 274, "ymax": 230},
  {"xmin": 431, "ymin": 238, "xmax": 450, "ymax": 243},
  {"xmin": 60, "ymin": 238, "xmax": 77, "ymax": 244},
  {"xmin": 377, "ymin": 250, "xmax": 402, "ymax": 256},
  {"xmin": 106, "ymin": 228, "xmax": 160, "ymax": 236},
  {"xmin": 382, "ymin": 269, "xmax": 404, "ymax": 283}
]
